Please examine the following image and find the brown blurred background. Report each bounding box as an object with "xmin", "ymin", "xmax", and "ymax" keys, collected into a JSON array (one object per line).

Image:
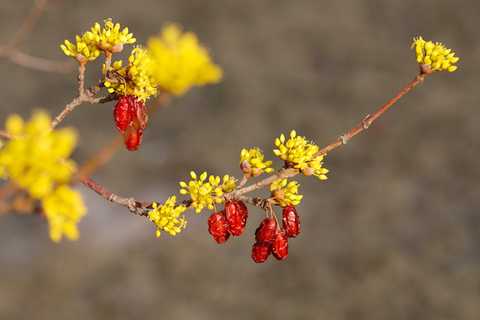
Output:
[{"xmin": 0, "ymin": 0, "xmax": 479, "ymax": 319}]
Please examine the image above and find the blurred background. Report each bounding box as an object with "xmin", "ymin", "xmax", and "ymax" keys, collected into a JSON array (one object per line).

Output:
[{"xmin": 0, "ymin": 0, "xmax": 479, "ymax": 319}]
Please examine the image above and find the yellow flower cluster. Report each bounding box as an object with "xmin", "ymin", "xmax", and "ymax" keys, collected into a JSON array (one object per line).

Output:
[
  {"xmin": 0, "ymin": 112, "xmax": 85, "ymax": 242},
  {"xmin": 148, "ymin": 196, "xmax": 187, "ymax": 237},
  {"xmin": 270, "ymin": 179, "xmax": 303, "ymax": 207},
  {"xmin": 104, "ymin": 48, "xmax": 157, "ymax": 101},
  {"xmin": 147, "ymin": 24, "xmax": 223, "ymax": 96},
  {"xmin": 411, "ymin": 36, "xmax": 459, "ymax": 72},
  {"xmin": 0, "ymin": 112, "xmax": 77, "ymax": 198},
  {"xmin": 42, "ymin": 185, "xmax": 86, "ymax": 242},
  {"xmin": 84, "ymin": 19, "xmax": 136, "ymax": 52},
  {"xmin": 240, "ymin": 148, "xmax": 274, "ymax": 177},
  {"xmin": 274, "ymin": 130, "xmax": 329, "ymax": 180},
  {"xmin": 61, "ymin": 19, "xmax": 135, "ymax": 62},
  {"xmin": 179, "ymin": 171, "xmax": 236, "ymax": 213}
]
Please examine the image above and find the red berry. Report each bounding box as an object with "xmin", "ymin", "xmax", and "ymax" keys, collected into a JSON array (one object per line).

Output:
[
  {"xmin": 225, "ymin": 200, "xmax": 248, "ymax": 236},
  {"xmin": 124, "ymin": 128, "xmax": 143, "ymax": 151},
  {"xmin": 272, "ymin": 230, "xmax": 289, "ymax": 260},
  {"xmin": 113, "ymin": 95, "xmax": 149, "ymax": 151},
  {"xmin": 255, "ymin": 218, "xmax": 277, "ymax": 243},
  {"xmin": 208, "ymin": 211, "xmax": 230, "ymax": 244},
  {"xmin": 251, "ymin": 242, "xmax": 271, "ymax": 263},
  {"xmin": 282, "ymin": 205, "xmax": 300, "ymax": 238}
]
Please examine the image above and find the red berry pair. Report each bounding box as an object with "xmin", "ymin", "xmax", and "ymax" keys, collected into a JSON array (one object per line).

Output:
[
  {"xmin": 251, "ymin": 205, "xmax": 301, "ymax": 263},
  {"xmin": 113, "ymin": 95, "xmax": 149, "ymax": 151},
  {"xmin": 208, "ymin": 200, "xmax": 248, "ymax": 244}
]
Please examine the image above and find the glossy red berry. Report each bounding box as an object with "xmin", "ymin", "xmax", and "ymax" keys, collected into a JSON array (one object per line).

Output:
[
  {"xmin": 255, "ymin": 218, "xmax": 277, "ymax": 243},
  {"xmin": 251, "ymin": 242, "xmax": 271, "ymax": 263},
  {"xmin": 272, "ymin": 230, "xmax": 289, "ymax": 260},
  {"xmin": 225, "ymin": 200, "xmax": 248, "ymax": 236},
  {"xmin": 282, "ymin": 205, "xmax": 300, "ymax": 238},
  {"xmin": 113, "ymin": 95, "xmax": 149, "ymax": 151},
  {"xmin": 208, "ymin": 211, "xmax": 230, "ymax": 244}
]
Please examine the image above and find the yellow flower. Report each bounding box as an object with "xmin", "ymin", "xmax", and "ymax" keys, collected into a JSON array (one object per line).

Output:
[
  {"xmin": 148, "ymin": 196, "xmax": 187, "ymax": 237},
  {"xmin": 240, "ymin": 148, "xmax": 273, "ymax": 177},
  {"xmin": 61, "ymin": 19, "xmax": 136, "ymax": 61},
  {"xmin": 104, "ymin": 47, "xmax": 157, "ymax": 101},
  {"xmin": 42, "ymin": 185, "xmax": 86, "ymax": 242},
  {"xmin": 273, "ymin": 130, "xmax": 329, "ymax": 180},
  {"xmin": 179, "ymin": 171, "xmax": 236, "ymax": 213},
  {"xmin": 147, "ymin": 24, "xmax": 223, "ymax": 96},
  {"xmin": 60, "ymin": 35, "xmax": 101, "ymax": 62},
  {"xmin": 0, "ymin": 112, "xmax": 77, "ymax": 198},
  {"xmin": 270, "ymin": 178, "xmax": 303, "ymax": 207},
  {"xmin": 83, "ymin": 19, "xmax": 136, "ymax": 52},
  {"xmin": 411, "ymin": 36, "xmax": 459, "ymax": 72}
]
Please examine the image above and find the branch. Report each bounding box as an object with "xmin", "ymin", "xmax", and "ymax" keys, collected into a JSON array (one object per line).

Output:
[
  {"xmin": 81, "ymin": 177, "xmax": 150, "ymax": 216},
  {"xmin": 51, "ymin": 63, "xmax": 114, "ymax": 129},
  {"xmin": 82, "ymin": 69, "xmax": 430, "ymax": 217},
  {"xmin": 8, "ymin": 0, "xmax": 50, "ymax": 49}
]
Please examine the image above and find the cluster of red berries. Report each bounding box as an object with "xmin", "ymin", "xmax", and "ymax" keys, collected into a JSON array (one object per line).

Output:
[
  {"xmin": 113, "ymin": 95, "xmax": 149, "ymax": 151},
  {"xmin": 208, "ymin": 200, "xmax": 301, "ymax": 263}
]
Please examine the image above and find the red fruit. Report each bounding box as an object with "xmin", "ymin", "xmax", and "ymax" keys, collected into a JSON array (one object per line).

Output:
[
  {"xmin": 282, "ymin": 205, "xmax": 300, "ymax": 238},
  {"xmin": 124, "ymin": 127, "xmax": 144, "ymax": 151},
  {"xmin": 208, "ymin": 211, "xmax": 230, "ymax": 244},
  {"xmin": 251, "ymin": 242, "xmax": 271, "ymax": 263},
  {"xmin": 272, "ymin": 230, "xmax": 289, "ymax": 260},
  {"xmin": 255, "ymin": 218, "xmax": 277, "ymax": 243},
  {"xmin": 225, "ymin": 200, "xmax": 248, "ymax": 236},
  {"xmin": 113, "ymin": 95, "xmax": 149, "ymax": 151}
]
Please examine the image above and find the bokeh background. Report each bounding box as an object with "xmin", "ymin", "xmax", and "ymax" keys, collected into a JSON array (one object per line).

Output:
[{"xmin": 1, "ymin": 0, "xmax": 479, "ymax": 319}]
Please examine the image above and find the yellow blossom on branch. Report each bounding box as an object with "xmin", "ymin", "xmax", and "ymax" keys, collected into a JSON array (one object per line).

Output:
[
  {"xmin": 0, "ymin": 112, "xmax": 77, "ymax": 198},
  {"xmin": 411, "ymin": 36, "xmax": 459, "ymax": 72},
  {"xmin": 104, "ymin": 47, "xmax": 157, "ymax": 101},
  {"xmin": 83, "ymin": 19, "xmax": 136, "ymax": 52},
  {"xmin": 148, "ymin": 24, "xmax": 223, "ymax": 96},
  {"xmin": 270, "ymin": 178, "xmax": 303, "ymax": 207},
  {"xmin": 60, "ymin": 35, "xmax": 100, "ymax": 62},
  {"xmin": 42, "ymin": 185, "xmax": 86, "ymax": 242},
  {"xmin": 148, "ymin": 196, "xmax": 187, "ymax": 237},
  {"xmin": 273, "ymin": 130, "xmax": 329, "ymax": 180},
  {"xmin": 179, "ymin": 171, "xmax": 236, "ymax": 213},
  {"xmin": 240, "ymin": 148, "xmax": 273, "ymax": 177}
]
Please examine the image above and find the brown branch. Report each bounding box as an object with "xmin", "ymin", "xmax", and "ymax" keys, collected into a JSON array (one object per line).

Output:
[
  {"xmin": 8, "ymin": 0, "xmax": 50, "ymax": 49},
  {"xmin": 81, "ymin": 177, "xmax": 149, "ymax": 216},
  {"xmin": 232, "ymin": 69, "xmax": 431, "ymax": 198},
  {"xmin": 82, "ymin": 68, "xmax": 430, "ymax": 218},
  {"xmin": 0, "ymin": 130, "xmax": 12, "ymax": 140},
  {"xmin": 76, "ymin": 137, "xmax": 123, "ymax": 180},
  {"xmin": 51, "ymin": 63, "xmax": 114, "ymax": 129},
  {"xmin": 0, "ymin": 48, "xmax": 74, "ymax": 74}
]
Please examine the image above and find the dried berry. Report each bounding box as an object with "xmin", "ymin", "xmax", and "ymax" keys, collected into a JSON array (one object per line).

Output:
[
  {"xmin": 113, "ymin": 95, "xmax": 149, "ymax": 151},
  {"xmin": 282, "ymin": 205, "xmax": 300, "ymax": 238},
  {"xmin": 225, "ymin": 200, "xmax": 248, "ymax": 236},
  {"xmin": 255, "ymin": 217, "xmax": 277, "ymax": 243},
  {"xmin": 251, "ymin": 242, "xmax": 271, "ymax": 263},
  {"xmin": 272, "ymin": 230, "xmax": 288, "ymax": 260},
  {"xmin": 207, "ymin": 211, "xmax": 230, "ymax": 244}
]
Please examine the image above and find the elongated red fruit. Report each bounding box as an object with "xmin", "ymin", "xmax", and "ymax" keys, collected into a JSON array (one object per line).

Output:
[
  {"xmin": 113, "ymin": 95, "xmax": 149, "ymax": 151},
  {"xmin": 272, "ymin": 230, "xmax": 288, "ymax": 260},
  {"xmin": 225, "ymin": 200, "xmax": 248, "ymax": 236},
  {"xmin": 255, "ymin": 218, "xmax": 277, "ymax": 243},
  {"xmin": 282, "ymin": 205, "xmax": 300, "ymax": 238},
  {"xmin": 251, "ymin": 242, "xmax": 271, "ymax": 263},
  {"xmin": 208, "ymin": 211, "xmax": 230, "ymax": 244}
]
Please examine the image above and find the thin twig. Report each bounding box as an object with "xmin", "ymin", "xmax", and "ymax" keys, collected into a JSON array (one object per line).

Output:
[
  {"xmin": 82, "ymin": 70, "xmax": 429, "ymax": 217},
  {"xmin": 81, "ymin": 177, "xmax": 149, "ymax": 216},
  {"xmin": 0, "ymin": 130, "xmax": 12, "ymax": 140},
  {"xmin": 76, "ymin": 137, "xmax": 123, "ymax": 180},
  {"xmin": 8, "ymin": 0, "xmax": 50, "ymax": 49}
]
